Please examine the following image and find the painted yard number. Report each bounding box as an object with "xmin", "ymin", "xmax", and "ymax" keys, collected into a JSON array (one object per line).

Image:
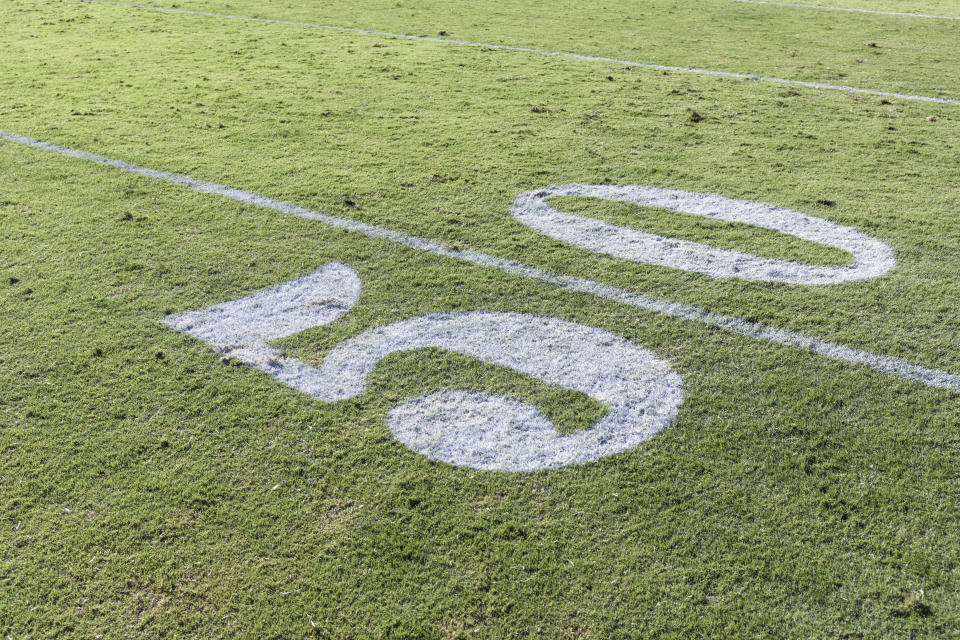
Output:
[{"xmin": 166, "ymin": 185, "xmax": 894, "ymax": 471}]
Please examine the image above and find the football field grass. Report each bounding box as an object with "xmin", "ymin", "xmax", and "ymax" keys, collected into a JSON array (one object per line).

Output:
[{"xmin": 2, "ymin": 0, "xmax": 960, "ymax": 637}]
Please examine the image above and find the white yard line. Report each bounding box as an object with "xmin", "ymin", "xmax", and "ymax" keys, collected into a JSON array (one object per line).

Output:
[
  {"xmin": 3, "ymin": 128, "xmax": 958, "ymax": 393},
  {"xmin": 74, "ymin": 0, "xmax": 960, "ymax": 106},
  {"xmin": 734, "ymin": 0, "xmax": 960, "ymax": 21}
]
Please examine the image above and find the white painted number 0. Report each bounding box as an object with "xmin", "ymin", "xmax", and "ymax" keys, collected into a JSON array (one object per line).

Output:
[{"xmin": 512, "ymin": 185, "xmax": 894, "ymax": 284}]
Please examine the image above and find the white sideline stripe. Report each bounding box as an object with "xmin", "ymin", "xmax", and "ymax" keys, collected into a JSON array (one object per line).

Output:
[
  {"xmin": 734, "ymin": 0, "xmax": 960, "ymax": 21},
  {"xmin": 74, "ymin": 0, "xmax": 960, "ymax": 106},
  {"xmin": 2, "ymin": 128, "xmax": 959, "ymax": 394}
]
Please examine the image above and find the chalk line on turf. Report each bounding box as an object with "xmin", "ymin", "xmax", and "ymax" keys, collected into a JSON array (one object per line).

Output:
[
  {"xmin": 1, "ymin": 128, "xmax": 958, "ymax": 393},
  {"xmin": 164, "ymin": 262, "xmax": 362, "ymax": 390},
  {"xmin": 72, "ymin": 0, "xmax": 960, "ymax": 106},
  {"xmin": 734, "ymin": 0, "xmax": 960, "ymax": 21}
]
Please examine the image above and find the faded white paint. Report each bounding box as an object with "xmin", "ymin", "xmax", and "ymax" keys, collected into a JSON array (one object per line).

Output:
[
  {"xmin": 512, "ymin": 184, "xmax": 895, "ymax": 284},
  {"xmin": 164, "ymin": 263, "xmax": 361, "ymax": 392},
  {"xmin": 311, "ymin": 312, "xmax": 683, "ymax": 471},
  {"xmin": 167, "ymin": 274, "xmax": 684, "ymax": 471}
]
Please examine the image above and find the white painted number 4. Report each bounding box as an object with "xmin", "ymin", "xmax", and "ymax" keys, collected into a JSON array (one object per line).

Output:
[{"xmin": 166, "ymin": 185, "xmax": 894, "ymax": 471}]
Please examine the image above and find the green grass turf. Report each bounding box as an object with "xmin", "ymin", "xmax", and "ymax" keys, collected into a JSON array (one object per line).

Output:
[
  {"xmin": 2, "ymin": 0, "xmax": 960, "ymax": 637},
  {"xmin": 112, "ymin": 0, "xmax": 960, "ymax": 98}
]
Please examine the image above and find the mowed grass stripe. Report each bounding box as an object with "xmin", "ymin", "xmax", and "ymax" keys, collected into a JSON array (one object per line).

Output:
[
  {"xmin": 4, "ymin": 128, "xmax": 958, "ymax": 393},
  {"xmin": 75, "ymin": 0, "xmax": 960, "ymax": 106},
  {"xmin": 733, "ymin": 0, "xmax": 960, "ymax": 20}
]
